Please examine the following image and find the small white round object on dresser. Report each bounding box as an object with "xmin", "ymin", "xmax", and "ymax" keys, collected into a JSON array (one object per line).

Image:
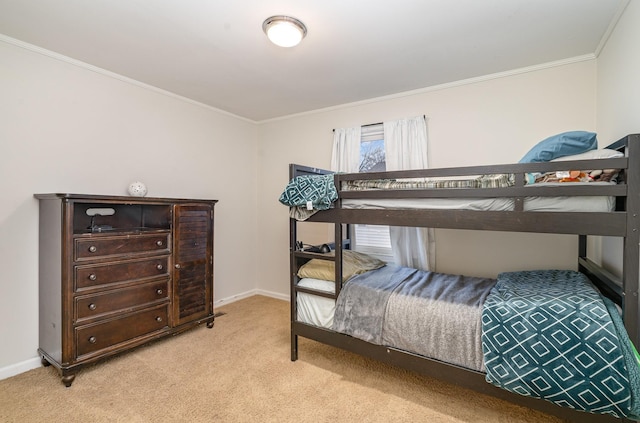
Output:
[{"xmin": 127, "ymin": 181, "xmax": 148, "ymax": 197}]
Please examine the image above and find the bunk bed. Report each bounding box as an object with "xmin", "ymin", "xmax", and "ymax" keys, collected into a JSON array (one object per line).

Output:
[{"xmin": 283, "ymin": 134, "xmax": 640, "ymax": 422}]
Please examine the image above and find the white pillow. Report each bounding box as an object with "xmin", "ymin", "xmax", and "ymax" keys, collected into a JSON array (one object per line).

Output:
[{"xmin": 551, "ymin": 148, "xmax": 623, "ymax": 162}]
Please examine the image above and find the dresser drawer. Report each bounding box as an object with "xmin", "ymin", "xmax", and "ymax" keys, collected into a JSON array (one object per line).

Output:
[
  {"xmin": 76, "ymin": 305, "xmax": 169, "ymax": 358},
  {"xmin": 75, "ymin": 280, "xmax": 169, "ymax": 322},
  {"xmin": 75, "ymin": 257, "xmax": 169, "ymax": 290},
  {"xmin": 74, "ymin": 233, "xmax": 170, "ymax": 261}
]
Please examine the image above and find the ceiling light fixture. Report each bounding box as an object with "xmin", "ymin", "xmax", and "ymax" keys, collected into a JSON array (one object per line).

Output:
[{"xmin": 262, "ymin": 15, "xmax": 307, "ymax": 48}]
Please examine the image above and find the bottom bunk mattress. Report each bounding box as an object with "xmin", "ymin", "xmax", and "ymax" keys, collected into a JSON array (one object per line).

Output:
[
  {"xmin": 297, "ymin": 269, "xmax": 495, "ymax": 372},
  {"xmin": 296, "ymin": 266, "xmax": 640, "ymax": 419},
  {"xmin": 297, "ymin": 278, "xmax": 336, "ymax": 328}
]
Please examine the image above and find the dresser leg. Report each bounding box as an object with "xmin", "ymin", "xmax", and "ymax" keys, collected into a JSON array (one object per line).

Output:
[
  {"xmin": 206, "ymin": 320, "xmax": 214, "ymax": 328},
  {"xmin": 61, "ymin": 374, "xmax": 76, "ymax": 388},
  {"xmin": 40, "ymin": 356, "xmax": 51, "ymax": 367}
]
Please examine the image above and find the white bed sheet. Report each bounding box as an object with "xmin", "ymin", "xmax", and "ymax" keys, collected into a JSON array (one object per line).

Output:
[
  {"xmin": 296, "ymin": 278, "xmax": 335, "ymax": 328},
  {"xmin": 342, "ymin": 182, "xmax": 616, "ymax": 212}
]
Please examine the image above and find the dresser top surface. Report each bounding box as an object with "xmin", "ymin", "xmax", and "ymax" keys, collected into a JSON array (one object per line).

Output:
[{"xmin": 34, "ymin": 193, "xmax": 218, "ymax": 204}]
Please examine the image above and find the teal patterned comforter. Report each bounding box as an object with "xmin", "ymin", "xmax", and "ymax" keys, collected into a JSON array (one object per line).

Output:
[{"xmin": 482, "ymin": 270, "xmax": 640, "ymax": 419}]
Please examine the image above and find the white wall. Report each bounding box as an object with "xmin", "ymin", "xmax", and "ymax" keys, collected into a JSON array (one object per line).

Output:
[
  {"xmin": 257, "ymin": 60, "xmax": 598, "ymax": 297},
  {"xmin": 0, "ymin": 40, "xmax": 259, "ymax": 375},
  {"xmin": 596, "ymin": 0, "xmax": 640, "ymax": 277}
]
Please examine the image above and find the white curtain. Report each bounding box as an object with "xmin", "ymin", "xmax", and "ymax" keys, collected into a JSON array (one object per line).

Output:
[
  {"xmin": 384, "ymin": 116, "xmax": 435, "ymax": 271},
  {"xmin": 331, "ymin": 127, "xmax": 361, "ymax": 173}
]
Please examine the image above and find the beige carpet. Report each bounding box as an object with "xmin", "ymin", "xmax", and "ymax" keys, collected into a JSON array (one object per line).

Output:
[{"xmin": 0, "ymin": 295, "xmax": 563, "ymax": 422}]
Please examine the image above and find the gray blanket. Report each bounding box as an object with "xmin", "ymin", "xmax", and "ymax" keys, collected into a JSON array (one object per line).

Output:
[{"xmin": 333, "ymin": 265, "xmax": 496, "ymax": 371}]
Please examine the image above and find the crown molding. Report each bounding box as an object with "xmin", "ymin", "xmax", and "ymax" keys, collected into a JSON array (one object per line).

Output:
[
  {"xmin": 258, "ymin": 54, "xmax": 596, "ymax": 125},
  {"xmin": 0, "ymin": 33, "xmax": 598, "ymax": 127},
  {"xmin": 594, "ymin": 0, "xmax": 630, "ymax": 57},
  {"xmin": 0, "ymin": 34, "xmax": 256, "ymax": 124}
]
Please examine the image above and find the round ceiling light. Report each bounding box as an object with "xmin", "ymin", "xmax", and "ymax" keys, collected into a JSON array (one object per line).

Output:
[{"xmin": 262, "ymin": 15, "xmax": 307, "ymax": 48}]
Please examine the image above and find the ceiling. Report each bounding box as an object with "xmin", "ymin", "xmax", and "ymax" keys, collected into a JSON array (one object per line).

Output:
[{"xmin": 0, "ymin": 0, "xmax": 628, "ymax": 122}]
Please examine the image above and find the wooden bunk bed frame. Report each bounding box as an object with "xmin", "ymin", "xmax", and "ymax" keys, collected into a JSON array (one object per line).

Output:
[{"xmin": 288, "ymin": 134, "xmax": 640, "ymax": 422}]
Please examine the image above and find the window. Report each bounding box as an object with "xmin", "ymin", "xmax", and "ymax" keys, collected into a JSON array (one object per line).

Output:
[
  {"xmin": 359, "ymin": 139, "xmax": 385, "ymax": 172},
  {"xmin": 352, "ymin": 124, "xmax": 393, "ymax": 261}
]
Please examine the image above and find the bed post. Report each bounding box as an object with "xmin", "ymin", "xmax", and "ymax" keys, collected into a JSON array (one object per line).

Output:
[
  {"xmin": 290, "ymin": 215, "xmax": 299, "ymax": 361},
  {"xmin": 334, "ymin": 173, "xmax": 344, "ymax": 296},
  {"xmin": 578, "ymin": 235, "xmax": 587, "ymax": 258},
  {"xmin": 289, "ymin": 165, "xmax": 299, "ymax": 361},
  {"xmin": 623, "ymin": 134, "xmax": 640, "ymax": 347},
  {"xmin": 334, "ymin": 223, "xmax": 343, "ymax": 296}
]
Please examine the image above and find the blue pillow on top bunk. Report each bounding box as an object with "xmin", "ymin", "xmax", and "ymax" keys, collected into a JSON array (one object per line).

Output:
[{"xmin": 519, "ymin": 131, "xmax": 597, "ymax": 163}]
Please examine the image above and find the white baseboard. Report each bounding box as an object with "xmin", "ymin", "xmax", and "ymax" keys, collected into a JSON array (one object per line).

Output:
[
  {"xmin": 255, "ymin": 289, "xmax": 289, "ymax": 302},
  {"xmin": 213, "ymin": 290, "xmax": 257, "ymax": 307},
  {"xmin": 214, "ymin": 289, "xmax": 289, "ymax": 307},
  {"xmin": 1, "ymin": 292, "xmax": 290, "ymax": 380},
  {"xmin": 0, "ymin": 357, "xmax": 42, "ymax": 381}
]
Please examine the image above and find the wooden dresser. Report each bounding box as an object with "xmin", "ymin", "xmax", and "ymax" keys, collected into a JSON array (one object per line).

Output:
[{"xmin": 34, "ymin": 194, "xmax": 217, "ymax": 386}]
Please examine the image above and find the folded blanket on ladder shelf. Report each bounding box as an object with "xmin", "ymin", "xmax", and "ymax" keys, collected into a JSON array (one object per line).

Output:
[{"xmin": 482, "ymin": 269, "xmax": 640, "ymax": 419}]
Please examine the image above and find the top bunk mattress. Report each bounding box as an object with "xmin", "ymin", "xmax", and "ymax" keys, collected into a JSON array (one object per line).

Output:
[
  {"xmin": 341, "ymin": 181, "xmax": 616, "ymax": 212},
  {"xmin": 336, "ymin": 159, "xmax": 622, "ymax": 212}
]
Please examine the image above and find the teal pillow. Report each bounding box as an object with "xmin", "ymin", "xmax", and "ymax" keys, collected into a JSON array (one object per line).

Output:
[{"xmin": 518, "ymin": 131, "xmax": 597, "ymax": 163}]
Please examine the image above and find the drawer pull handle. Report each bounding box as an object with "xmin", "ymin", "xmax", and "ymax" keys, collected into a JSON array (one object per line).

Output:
[
  {"xmin": 155, "ymin": 316, "xmax": 163, "ymax": 323},
  {"xmin": 88, "ymin": 303, "xmax": 97, "ymax": 311},
  {"xmin": 156, "ymin": 289, "xmax": 163, "ymax": 295},
  {"xmin": 88, "ymin": 336, "xmax": 97, "ymax": 344},
  {"xmin": 156, "ymin": 264, "xmax": 163, "ymax": 271},
  {"xmin": 175, "ymin": 264, "xmax": 181, "ymax": 269},
  {"xmin": 156, "ymin": 240, "xmax": 163, "ymax": 247},
  {"xmin": 89, "ymin": 274, "xmax": 97, "ymax": 281},
  {"xmin": 88, "ymin": 246, "xmax": 97, "ymax": 253}
]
